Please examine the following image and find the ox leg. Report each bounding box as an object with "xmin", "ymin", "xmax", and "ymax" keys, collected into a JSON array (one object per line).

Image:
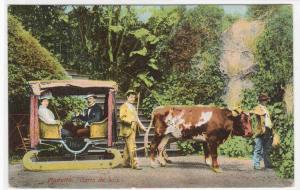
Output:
[
  {"xmin": 203, "ymin": 142, "xmax": 212, "ymax": 166},
  {"xmin": 163, "ymin": 137, "xmax": 176, "ymax": 163},
  {"xmin": 157, "ymin": 135, "xmax": 171, "ymax": 167},
  {"xmin": 150, "ymin": 135, "xmax": 162, "ymax": 168},
  {"xmin": 163, "ymin": 149, "xmax": 172, "ymax": 164},
  {"xmin": 208, "ymin": 141, "xmax": 222, "ymax": 173}
]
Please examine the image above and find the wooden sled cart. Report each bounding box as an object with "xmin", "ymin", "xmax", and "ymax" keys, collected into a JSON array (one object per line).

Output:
[{"xmin": 23, "ymin": 80, "xmax": 122, "ymax": 171}]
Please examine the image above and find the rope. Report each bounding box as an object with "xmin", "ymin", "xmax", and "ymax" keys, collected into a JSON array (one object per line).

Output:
[{"xmin": 144, "ymin": 112, "xmax": 154, "ymax": 157}]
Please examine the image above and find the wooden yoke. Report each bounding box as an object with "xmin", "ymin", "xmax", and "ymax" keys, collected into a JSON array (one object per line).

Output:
[{"xmin": 30, "ymin": 95, "xmax": 39, "ymax": 148}]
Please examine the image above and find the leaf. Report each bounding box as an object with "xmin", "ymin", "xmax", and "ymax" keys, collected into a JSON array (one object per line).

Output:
[
  {"xmin": 130, "ymin": 28, "xmax": 150, "ymax": 39},
  {"xmin": 109, "ymin": 25, "xmax": 123, "ymax": 33},
  {"xmin": 148, "ymin": 63, "xmax": 158, "ymax": 70},
  {"xmin": 137, "ymin": 72, "xmax": 153, "ymax": 87},
  {"xmin": 59, "ymin": 15, "xmax": 69, "ymax": 22},
  {"xmin": 129, "ymin": 47, "xmax": 147, "ymax": 57},
  {"xmin": 130, "ymin": 28, "xmax": 158, "ymax": 44},
  {"xmin": 148, "ymin": 61, "xmax": 159, "ymax": 70},
  {"xmin": 146, "ymin": 34, "xmax": 159, "ymax": 44},
  {"xmin": 274, "ymin": 108, "xmax": 283, "ymax": 114}
]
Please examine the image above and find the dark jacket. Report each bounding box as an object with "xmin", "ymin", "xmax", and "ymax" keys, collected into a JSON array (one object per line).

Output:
[{"xmin": 77, "ymin": 103, "xmax": 103, "ymax": 125}]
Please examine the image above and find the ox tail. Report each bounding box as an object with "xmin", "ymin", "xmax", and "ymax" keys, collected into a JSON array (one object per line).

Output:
[{"xmin": 144, "ymin": 112, "xmax": 155, "ymax": 157}]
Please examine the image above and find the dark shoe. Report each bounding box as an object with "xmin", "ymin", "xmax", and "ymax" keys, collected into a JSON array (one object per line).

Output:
[
  {"xmin": 254, "ymin": 166, "xmax": 262, "ymax": 170},
  {"xmin": 264, "ymin": 166, "xmax": 274, "ymax": 170},
  {"xmin": 265, "ymin": 165, "xmax": 274, "ymax": 169},
  {"xmin": 132, "ymin": 166, "xmax": 142, "ymax": 170},
  {"xmin": 123, "ymin": 165, "xmax": 131, "ymax": 168}
]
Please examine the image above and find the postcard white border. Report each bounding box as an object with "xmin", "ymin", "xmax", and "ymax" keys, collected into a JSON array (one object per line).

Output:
[{"xmin": 1, "ymin": 1, "xmax": 299, "ymax": 190}]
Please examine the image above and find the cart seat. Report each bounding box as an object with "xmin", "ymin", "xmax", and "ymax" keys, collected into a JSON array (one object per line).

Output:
[
  {"xmin": 39, "ymin": 120, "xmax": 62, "ymax": 139},
  {"xmin": 89, "ymin": 118, "xmax": 108, "ymax": 139}
]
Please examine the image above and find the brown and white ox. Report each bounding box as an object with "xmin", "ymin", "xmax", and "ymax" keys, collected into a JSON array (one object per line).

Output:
[{"xmin": 145, "ymin": 105, "xmax": 252, "ymax": 172}]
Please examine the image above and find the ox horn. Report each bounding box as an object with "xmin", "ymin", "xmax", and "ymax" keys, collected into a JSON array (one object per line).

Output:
[
  {"xmin": 232, "ymin": 106, "xmax": 242, "ymax": 117},
  {"xmin": 231, "ymin": 110, "xmax": 239, "ymax": 117}
]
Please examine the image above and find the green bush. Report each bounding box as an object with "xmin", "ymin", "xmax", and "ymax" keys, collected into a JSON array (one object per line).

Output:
[
  {"xmin": 240, "ymin": 89, "xmax": 259, "ymax": 111},
  {"xmin": 245, "ymin": 5, "xmax": 294, "ymax": 178},
  {"xmin": 268, "ymin": 102, "xmax": 294, "ymax": 178},
  {"xmin": 241, "ymin": 89, "xmax": 294, "ymax": 178},
  {"xmin": 8, "ymin": 15, "xmax": 67, "ymax": 114},
  {"xmin": 176, "ymin": 140, "xmax": 202, "ymax": 155},
  {"xmin": 8, "ymin": 15, "xmax": 69, "ymax": 154},
  {"xmin": 142, "ymin": 67, "xmax": 226, "ymax": 118},
  {"xmin": 142, "ymin": 5, "xmax": 227, "ymax": 155},
  {"xmin": 251, "ymin": 5, "xmax": 293, "ymax": 102},
  {"xmin": 219, "ymin": 136, "xmax": 253, "ymax": 158},
  {"xmin": 49, "ymin": 96, "xmax": 86, "ymax": 122}
]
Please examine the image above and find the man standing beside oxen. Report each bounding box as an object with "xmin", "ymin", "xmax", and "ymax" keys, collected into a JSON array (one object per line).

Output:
[
  {"xmin": 119, "ymin": 90, "xmax": 147, "ymax": 170},
  {"xmin": 250, "ymin": 93, "xmax": 274, "ymax": 170}
]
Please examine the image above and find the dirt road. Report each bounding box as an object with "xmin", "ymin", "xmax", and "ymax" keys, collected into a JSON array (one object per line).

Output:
[{"xmin": 9, "ymin": 155, "xmax": 293, "ymax": 188}]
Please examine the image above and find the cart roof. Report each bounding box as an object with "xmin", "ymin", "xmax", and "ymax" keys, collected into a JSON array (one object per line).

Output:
[{"xmin": 29, "ymin": 80, "xmax": 118, "ymax": 96}]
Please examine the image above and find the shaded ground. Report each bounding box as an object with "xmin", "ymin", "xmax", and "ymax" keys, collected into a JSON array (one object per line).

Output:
[{"xmin": 9, "ymin": 155, "xmax": 293, "ymax": 188}]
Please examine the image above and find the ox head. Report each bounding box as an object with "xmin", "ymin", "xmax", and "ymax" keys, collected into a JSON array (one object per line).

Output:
[{"xmin": 228, "ymin": 108, "xmax": 253, "ymax": 137}]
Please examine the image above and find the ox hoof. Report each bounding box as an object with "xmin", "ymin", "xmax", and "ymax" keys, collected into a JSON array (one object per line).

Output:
[
  {"xmin": 211, "ymin": 167, "xmax": 223, "ymax": 173},
  {"xmin": 150, "ymin": 160, "xmax": 159, "ymax": 168},
  {"xmin": 205, "ymin": 161, "xmax": 212, "ymax": 166},
  {"xmin": 205, "ymin": 157, "xmax": 212, "ymax": 166},
  {"xmin": 158, "ymin": 159, "xmax": 166, "ymax": 167},
  {"xmin": 165, "ymin": 159, "xmax": 172, "ymax": 164},
  {"xmin": 157, "ymin": 157, "xmax": 167, "ymax": 167}
]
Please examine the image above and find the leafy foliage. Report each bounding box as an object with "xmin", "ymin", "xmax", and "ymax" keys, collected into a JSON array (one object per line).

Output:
[
  {"xmin": 268, "ymin": 103, "xmax": 294, "ymax": 178},
  {"xmin": 142, "ymin": 6, "xmax": 228, "ymax": 155},
  {"xmin": 9, "ymin": 5, "xmax": 181, "ymax": 94},
  {"xmin": 168, "ymin": 5, "xmax": 224, "ymax": 71},
  {"xmin": 177, "ymin": 140, "xmax": 202, "ymax": 155},
  {"xmin": 246, "ymin": 6, "xmax": 293, "ymax": 178},
  {"xmin": 251, "ymin": 5, "xmax": 293, "ymax": 102},
  {"xmin": 240, "ymin": 89, "xmax": 259, "ymax": 111},
  {"xmin": 241, "ymin": 90, "xmax": 294, "ymax": 178},
  {"xmin": 247, "ymin": 5, "xmax": 280, "ymax": 20},
  {"xmin": 8, "ymin": 15, "xmax": 67, "ymax": 113},
  {"xmin": 142, "ymin": 5, "xmax": 227, "ymax": 117},
  {"xmin": 219, "ymin": 136, "xmax": 253, "ymax": 158},
  {"xmin": 50, "ymin": 96, "xmax": 86, "ymax": 122},
  {"xmin": 142, "ymin": 64, "xmax": 226, "ymax": 118}
]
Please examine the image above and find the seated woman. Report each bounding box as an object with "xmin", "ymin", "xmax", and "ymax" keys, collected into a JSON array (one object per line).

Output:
[{"xmin": 38, "ymin": 91, "xmax": 71, "ymax": 138}]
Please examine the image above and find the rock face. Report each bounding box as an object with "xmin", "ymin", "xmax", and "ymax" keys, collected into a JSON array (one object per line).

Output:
[{"xmin": 220, "ymin": 20, "xmax": 264, "ymax": 108}]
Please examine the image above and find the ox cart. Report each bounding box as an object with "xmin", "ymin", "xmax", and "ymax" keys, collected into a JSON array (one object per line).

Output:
[{"xmin": 23, "ymin": 80, "xmax": 123, "ymax": 171}]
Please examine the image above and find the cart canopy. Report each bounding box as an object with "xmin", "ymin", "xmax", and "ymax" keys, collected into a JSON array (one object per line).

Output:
[{"xmin": 29, "ymin": 80, "xmax": 118, "ymax": 96}]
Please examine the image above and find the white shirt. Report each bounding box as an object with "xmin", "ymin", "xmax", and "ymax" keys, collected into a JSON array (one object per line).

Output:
[
  {"xmin": 125, "ymin": 102, "xmax": 146, "ymax": 130},
  {"xmin": 38, "ymin": 105, "xmax": 58, "ymax": 125},
  {"xmin": 126, "ymin": 102, "xmax": 137, "ymax": 114}
]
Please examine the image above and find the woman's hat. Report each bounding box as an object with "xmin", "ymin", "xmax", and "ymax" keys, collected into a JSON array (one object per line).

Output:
[{"xmin": 39, "ymin": 91, "xmax": 53, "ymax": 100}]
